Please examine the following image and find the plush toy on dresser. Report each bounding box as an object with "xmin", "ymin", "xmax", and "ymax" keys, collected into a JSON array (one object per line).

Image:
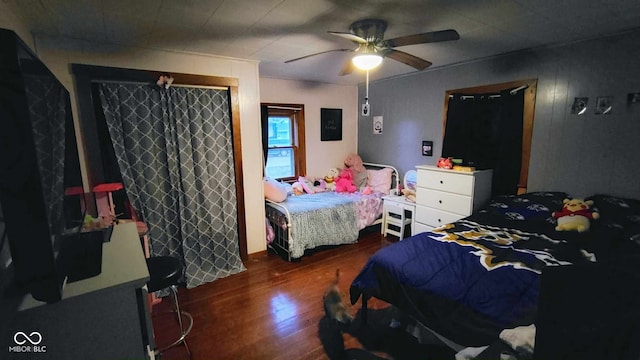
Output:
[{"xmin": 552, "ymin": 198, "xmax": 600, "ymax": 232}]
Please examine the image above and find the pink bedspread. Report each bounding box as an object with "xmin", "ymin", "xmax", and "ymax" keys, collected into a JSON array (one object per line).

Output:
[{"xmin": 353, "ymin": 191, "xmax": 385, "ymax": 229}]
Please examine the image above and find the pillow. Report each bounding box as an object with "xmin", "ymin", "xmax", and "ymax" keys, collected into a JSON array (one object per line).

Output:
[
  {"xmin": 264, "ymin": 177, "xmax": 287, "ymax": 202},
  {"xmin": 587, "ymin": 194, "xmax": 640, "ymax": 223},
  {"xmin": 367, "ymin": 168, "xmax": 393, "ymax": 194},
  {"xmin": 484, "ymin": 192, "xmax": 569, "ymax": 222},
  {"xmin": 298, "ymin": 176, "xmax": 315, "ymax": 194},
  {"xmin": 588, "ymin": 195, "xmax": 640, "ymax": 246}
]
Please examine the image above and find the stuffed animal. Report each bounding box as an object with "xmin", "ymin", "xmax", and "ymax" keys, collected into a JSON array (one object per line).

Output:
[
  {"xmin": 344, "ymin": 153, "xmax": 368, "ymax": 190},
  {"xmin": 298, "ymin": 176, "xmax": 316, "ymax": 194},
  {"xmin": 552, "ymin": 198, "xmax": 600, "ymax": 232},
  {"xmin": 291, "ymin": 182, "xmax": 304, "ymax": 196},
  {"xmin": 402, "ymin": 188, "xmax": 416, "ymax": 203},
  {"xmin": 324, "ymin": 168, "xmax": 339, "ymax": 191},
  {"xmin": 335, "ymin": 168, "xmax": 357, "ymax": 193},
  {"xmin": 313, "ymin": 179, "xmax": 326, "ymax": 192},
  {"xmin": 437, "ymin": 157, "xmax": 453, "ymax": 169}
]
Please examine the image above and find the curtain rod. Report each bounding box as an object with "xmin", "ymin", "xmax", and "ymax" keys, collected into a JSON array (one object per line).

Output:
[
  {"xmin": 267, "ymin": 105, "xmax": 302, "ymax": 111},
  {"xmin": 448, "ymin": 84, "xmax": 530, "ymax": 99},
  {"xmin": 510, "ymin": 84, "xmax": 529, "ymax": 95},
  {"xmin": 91, "ymin": 79, "xmax": 228, "ymax": 90}
]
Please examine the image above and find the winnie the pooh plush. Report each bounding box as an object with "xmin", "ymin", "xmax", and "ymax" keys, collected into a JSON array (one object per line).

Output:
[{"xmin": 552, "ymin": 198, "xmax": 599, "ymax": 232}]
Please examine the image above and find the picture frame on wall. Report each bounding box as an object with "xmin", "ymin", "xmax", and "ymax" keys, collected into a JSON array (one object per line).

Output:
[
  {"xmin": 373, "ymin": 116, "xmax": 383, "ymax": 134},
  {"xmin": 595, "ymin": 96, "xmax": 613, "ymax": 115},
  {"xmin": 320, "ymin": 108, "xmax": 342, "ymax": 141},
  {"xmin": 422, "ymin": 140, "xmax": 433, "ymax": 156}
]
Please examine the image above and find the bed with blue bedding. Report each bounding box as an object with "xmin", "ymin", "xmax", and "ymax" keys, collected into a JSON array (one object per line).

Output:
[
  {"xmin": 349, "ymin": 192, "xmax": 640, "ymax": 347},
  {"xmin": 265, "ymin": 163, "xmax": 398, "ymax": 261}
]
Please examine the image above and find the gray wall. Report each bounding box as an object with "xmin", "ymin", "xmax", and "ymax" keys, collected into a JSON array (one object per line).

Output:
[{"xmin": 358, "ymin": 28, "xmax": 640, "ymax": 199}]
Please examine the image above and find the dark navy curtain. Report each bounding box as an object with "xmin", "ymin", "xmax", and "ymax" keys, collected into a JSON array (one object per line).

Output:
[{"xmin": 443, "ymin": 89, "xmax": 524, "ymax": 196}]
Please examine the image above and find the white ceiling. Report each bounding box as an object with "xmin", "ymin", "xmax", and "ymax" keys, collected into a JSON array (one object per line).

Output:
[{"xmin": 8, "ymin": 0, "xmax": 640, "ymax": 86}]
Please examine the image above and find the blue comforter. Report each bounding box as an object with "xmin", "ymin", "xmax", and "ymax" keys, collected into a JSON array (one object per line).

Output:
[{"xmin": 350, "ymin": 216, "xmax": 593, "ymax": 345}]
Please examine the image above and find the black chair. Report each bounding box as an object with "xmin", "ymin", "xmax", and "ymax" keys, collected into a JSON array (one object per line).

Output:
[{"xmin": 146, "ymin": 256, "xmax": 193, "ymax": 357}]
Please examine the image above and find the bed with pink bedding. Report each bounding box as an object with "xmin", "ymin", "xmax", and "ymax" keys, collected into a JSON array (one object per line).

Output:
[{"xmin": 265, "ymin": 163, "xmax": 397, "ymax": 261}]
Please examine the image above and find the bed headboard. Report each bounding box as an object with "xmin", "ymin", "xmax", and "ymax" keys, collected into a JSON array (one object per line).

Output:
[{"xmin": 363, "ymin": 162, "xmax": 400, "ymax": 195}]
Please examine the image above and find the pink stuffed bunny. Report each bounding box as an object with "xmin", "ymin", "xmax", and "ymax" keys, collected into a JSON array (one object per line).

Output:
[{"xmin": 335, "ymin": 168, "xmax": 357, "ymax": 193}]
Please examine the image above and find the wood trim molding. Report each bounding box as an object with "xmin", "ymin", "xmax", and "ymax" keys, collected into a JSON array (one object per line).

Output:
[
  {"xmin": 261, "ymin": 103, "xmax": 306, "ymax": 180},
  {"xmin": 229, "ymin": 85, "xmax": 247, "ymax": 260},
  {"xmin": 71, "ymin": 63, "xmax": 247, "ymax": 260}
]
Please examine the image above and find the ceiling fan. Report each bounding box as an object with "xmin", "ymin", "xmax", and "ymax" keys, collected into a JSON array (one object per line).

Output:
[{"xmin": 285, "ymin": 19, "xmax": 460, "ymax": 75}]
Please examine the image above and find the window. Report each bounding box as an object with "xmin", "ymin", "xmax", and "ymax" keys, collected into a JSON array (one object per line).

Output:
[
  {"xmin": 262, "ymin": 104, "xmax": 306, "ymax": 181},
  {"xmin": 443, "ymin": 79, "xmax": 536, "ymax": 195}
]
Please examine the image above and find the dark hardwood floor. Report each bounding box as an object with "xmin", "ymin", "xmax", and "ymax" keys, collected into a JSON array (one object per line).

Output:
[{"xmin": 152, "ymin": 228, "xmax": 396, "ymax": 360}]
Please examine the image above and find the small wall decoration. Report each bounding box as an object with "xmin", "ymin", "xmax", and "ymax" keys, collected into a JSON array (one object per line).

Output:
[
  {"xmin": 362, "ymin": 103, "xmax": 370, "ymax": 116},
  {"xmin": 628, "ymin": 92, "xmax": 640, "ymax": 106},
  {"xmin": 571, "ymin": 97, "xmax": 588, "ymax": 115},
  {"xmin": 373, "ymin": 116, "xmax": 383, "ymax": 134},
  {"xmin": 595, "ymin": 96, "xmax": 613, "ymax": 115},
  {"xmin": 422, "ymin": 140, "xmax": 433, "ymax": 156},
  {"xmin": 320, "ymin": 108, "xmax": 342, "ymax": 141}
]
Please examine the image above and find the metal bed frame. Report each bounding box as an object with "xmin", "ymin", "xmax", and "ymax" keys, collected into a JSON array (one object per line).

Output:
[{"xmin": 265, "ymin": 162, "xmax": 399, "ymax": 261}]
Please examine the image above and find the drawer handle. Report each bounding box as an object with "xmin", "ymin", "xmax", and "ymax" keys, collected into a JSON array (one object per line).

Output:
[
  {"xmin": 438, "ymin": 219, "xmax": 441, "ymax": 223},
  {"xmin": 440, "ymin": 180, "xmax": 444, "ymax": 184},
  {"xmin": 438, "ymin": 200, "xmax": 442, "ymax": 204}
]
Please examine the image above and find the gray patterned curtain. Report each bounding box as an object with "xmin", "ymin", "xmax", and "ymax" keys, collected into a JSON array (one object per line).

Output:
[{"xmin": 98, "ymin": 82, "xmax": 245, "ymax": 288}]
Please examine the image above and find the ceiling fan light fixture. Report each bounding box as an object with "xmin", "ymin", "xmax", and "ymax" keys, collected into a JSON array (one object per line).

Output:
[{"xmin": 352, "ymin": 54, "xmax": 383, "ymax": 70}]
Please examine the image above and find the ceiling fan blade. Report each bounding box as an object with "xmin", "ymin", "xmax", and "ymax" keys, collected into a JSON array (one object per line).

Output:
[
  {"xmin": 328, "ymin": 31, "xmax": 367, "ymax": 44},
  {"xmin": 285, "ymin": 48, "xmax": 352, "ymax": 63},
  {"xmin": 384, "ymin": 49, "xmax": 432, "ymax": 70},
  {"xmin": 339, "ymin": 58, "xmax": 354, "ymax": 76},
  {"xmin": 382, "ymin": 29, "xmax": 460, "ymax": 48}
]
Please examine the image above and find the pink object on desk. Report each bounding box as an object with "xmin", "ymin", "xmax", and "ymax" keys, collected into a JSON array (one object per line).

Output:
[{"xmin": 93, "ymin": 182, "xmax": 124, "ymax": 220}]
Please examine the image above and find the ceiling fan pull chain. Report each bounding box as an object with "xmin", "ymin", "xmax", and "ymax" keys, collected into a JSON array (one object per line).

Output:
[
  {"xmin": 365, "ymin": 70, "xmax": 369, "ymax": 104},
  {"xmin": 361, "ymin": 70, "xmax": 371, "ymax": 116}
]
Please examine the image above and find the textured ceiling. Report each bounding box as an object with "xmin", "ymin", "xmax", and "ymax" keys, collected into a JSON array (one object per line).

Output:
[{"xmin": 7, "ymin": 0, "xmax": 640, "ymax": 85}]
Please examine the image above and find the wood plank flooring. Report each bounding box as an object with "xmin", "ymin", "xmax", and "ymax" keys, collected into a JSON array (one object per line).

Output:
[{"xmin": 151, "ymin": 228, "xmax": 396, "ymax": 360}]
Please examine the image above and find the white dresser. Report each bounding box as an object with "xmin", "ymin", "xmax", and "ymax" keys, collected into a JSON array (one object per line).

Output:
[{"xmin": 414, "ymin": 165, "xmax": 493, "ymax": 233}]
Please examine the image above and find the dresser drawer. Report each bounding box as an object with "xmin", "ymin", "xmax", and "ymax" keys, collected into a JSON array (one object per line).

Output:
[
  {"xmin": 415, "ymin": 205, "xmax": 463, "ymax": 228},
  {"xmin": 416, "ymin": 188, "xmax": 473, "ymax": 215},
  {"xmin": 417, "ymin": 168, "xmax": 474, "ymax": 196},
  {"xmin": 413, "ymin": 221, "xmax": 434, "ymax": 235}
]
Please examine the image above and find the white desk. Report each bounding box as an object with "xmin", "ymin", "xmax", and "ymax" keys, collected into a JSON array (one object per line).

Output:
[
  {"xmin": 382, "ymin": 195, "xmax": 416, "ymax": 238},
  {"xmin": 3, "ymin": 223, "xmax": 154, "ymax": 360}
]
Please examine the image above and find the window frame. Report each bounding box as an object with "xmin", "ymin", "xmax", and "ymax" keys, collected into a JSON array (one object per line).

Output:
[{"xmin": 262, "ymin": 103, "xmax": 306, "ymax": 182}]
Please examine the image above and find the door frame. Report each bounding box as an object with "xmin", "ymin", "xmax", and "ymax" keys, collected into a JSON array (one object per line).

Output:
[{"xmin": 71, "ymin": 64, "xmax": 247, "ymax": 259}]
